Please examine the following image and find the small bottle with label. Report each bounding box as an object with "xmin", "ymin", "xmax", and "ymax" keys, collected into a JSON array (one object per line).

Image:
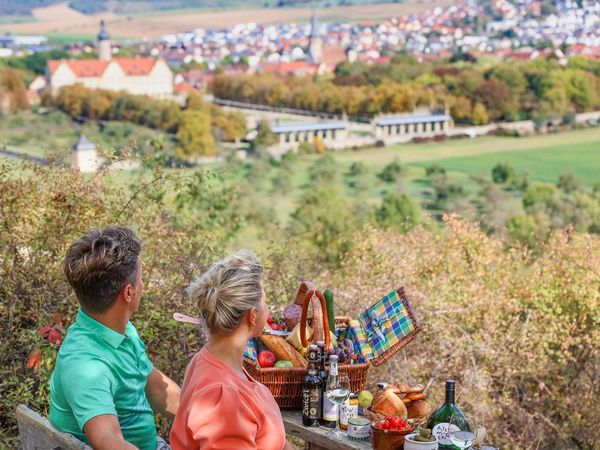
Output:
[
  {"xmin": 340, "ymin": 393, "xmax": 358, "ymax": 430},
  {"xmin": 302, "ymin": 344, "xmax": 323, "ymax": 427}
]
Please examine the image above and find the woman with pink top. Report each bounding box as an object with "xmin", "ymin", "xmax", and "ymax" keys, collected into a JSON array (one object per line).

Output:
[{"xmin": 170, "ymin": 250, "xmax": 293, "ymax": 450}]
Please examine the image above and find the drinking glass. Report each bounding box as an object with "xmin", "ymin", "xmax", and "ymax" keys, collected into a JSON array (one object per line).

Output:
[
  {"xmin": 448, "ymin": 413, "xmax": 478, "ymax": 449},
  {"xmin": 325, "ymin": 373, "xmax": 351, "ymax": 438}
]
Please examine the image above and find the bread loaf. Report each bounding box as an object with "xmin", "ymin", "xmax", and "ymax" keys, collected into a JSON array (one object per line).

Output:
[
  {"xmin": 259, "ymin": 334, "xmax": 308, "ymax": 368},
  {"xmin": 407, "ymin": 400, "xmax": 433, "ymax": 419},
  {"xmin": 371, "ymin": 387, "xmax": 408, "ymax": 418}
]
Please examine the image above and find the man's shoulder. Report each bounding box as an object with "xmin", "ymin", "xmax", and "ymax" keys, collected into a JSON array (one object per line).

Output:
[{"xmin": 57, "ymin": 330, "xmax": 115, "ymax": 371}]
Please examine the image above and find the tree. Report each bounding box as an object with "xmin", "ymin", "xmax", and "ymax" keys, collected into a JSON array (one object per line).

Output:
[
  {"xmin": 492, "ymin": 163, "xmax": 515, "ymax": 184},
  {"xmin": 313, "ymin": 137, "xmax": 326, "ymax": 154},
  {"xmin": 557, "ymin": 173, "xmax": 583, "ymax": 194},
  {"xmin": 185, "ymin": 92, "xmax": 208, "ymax": 111},
  {"xmin": 175, "ymin": 109, "xmax": 217, "ymax": 160},
  {"xmin": 378, "ymin": 159, "xmax": 404, "ymax": 183},
  {"xmin": 0, "ymin": 67, "xmax": 29, "ymax": 111},
  {"xmin": 425, "ymin": 164, "xmax": 446, "ymax": 177},
  {"xmin": 472, "ymin": 102, "xmax": 489, "ymax": 125},
  {"xmin": 375, "ymin": 193, "xmax": 420, "ymax": 232},
  {"xmin": 523, "ymin": 184, "xmax": 557, "ymax": 212},
  {"xmin": 251, "ymin": 119, "xmax": 276, "ymax": 152}
]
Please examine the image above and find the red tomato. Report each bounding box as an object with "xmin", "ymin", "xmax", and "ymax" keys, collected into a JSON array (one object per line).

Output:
[
  {"xmin": 267, "ymin": 315, "xmax": 274, "ymax": 324},
  {"xmin": 257, "ymin": 350, "xmax": 277, "ymax": 368},
  {"xmin": 270, "ymin": 323, "xmax": 279, "ymax": 330}
]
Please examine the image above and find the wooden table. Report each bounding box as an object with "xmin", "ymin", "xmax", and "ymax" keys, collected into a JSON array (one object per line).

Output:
[{"xmin": 281, "ymin": 409, "xmax": 372, "ymax": 450}]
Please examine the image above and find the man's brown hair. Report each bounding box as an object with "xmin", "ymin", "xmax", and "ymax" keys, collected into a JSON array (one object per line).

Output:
[{"xmin": 64, "ymin": 226, "xmax": 142, "ymax": 313}]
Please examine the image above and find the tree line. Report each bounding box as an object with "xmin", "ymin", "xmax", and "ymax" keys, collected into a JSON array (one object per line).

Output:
[
  {"xmin": 211, "ymin": 55, "xmax": 600, "ymax": 124},
  {"xmin": 45, "ymin": 86, "xmax": 246, "ymax": 160}
]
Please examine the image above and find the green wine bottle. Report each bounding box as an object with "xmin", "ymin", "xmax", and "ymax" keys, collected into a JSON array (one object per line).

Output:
[{"xmin": 426, "ymin": 379, "xmax": 467, "ymax": 449}]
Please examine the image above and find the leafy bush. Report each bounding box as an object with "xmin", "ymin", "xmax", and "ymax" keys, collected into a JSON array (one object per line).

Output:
[
  {"xmin": 1, "ymin": 159, "xmax": 599, "ymax": 450},
  {"xmin": 330, "ymin": 217, "xmax": 600, "ymax": 449},
  {"xmin": 378, "ymin": 158, "xmax": 404, "ymax": 183}
]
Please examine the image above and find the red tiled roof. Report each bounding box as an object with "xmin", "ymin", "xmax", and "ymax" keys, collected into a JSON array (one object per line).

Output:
[
  {"xmin": 47, "ymin": 57, "xmax": 158, "ymax": 78},
  {"xmin": 173, "ymin": 82, "xmax": 196, "ymax": 93},
  {"xmin": 259, "ymin": 61, "xmax": 318, "ymax": 76}
]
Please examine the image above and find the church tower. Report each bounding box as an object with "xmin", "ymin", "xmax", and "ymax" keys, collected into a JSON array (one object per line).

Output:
[
  {"xmin": 308, "ymin": 4, "xmax": 323, "ymax": 64},
  {"xmin": 97, "ymin": 20, "xmax": 111, "ymax": 61}
]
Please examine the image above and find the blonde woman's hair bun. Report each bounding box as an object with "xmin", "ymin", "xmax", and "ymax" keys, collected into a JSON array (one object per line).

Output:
[{"xmin": 186, "ymin": 250, "xmax": 263, "ymax": 334}]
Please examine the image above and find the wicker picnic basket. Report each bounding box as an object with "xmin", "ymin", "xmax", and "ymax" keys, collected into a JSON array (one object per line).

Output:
[{"xmin": 243, "ymin": 284, "xmax": 369, "ymax": 408}]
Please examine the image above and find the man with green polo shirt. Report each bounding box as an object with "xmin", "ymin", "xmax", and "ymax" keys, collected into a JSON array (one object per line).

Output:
[{"xmin": 49, "ymin": 226, "xmax": 181, "ymax": 450}]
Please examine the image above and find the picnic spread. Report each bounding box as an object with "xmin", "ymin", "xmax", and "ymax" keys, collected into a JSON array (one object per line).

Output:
[
  {"xmin": 176, "ymin": 281, "xmax": 498, "ymax": 450},
  {"xmin": 242, "ymin": 282, "xmax": 456, "ymax": 450}
]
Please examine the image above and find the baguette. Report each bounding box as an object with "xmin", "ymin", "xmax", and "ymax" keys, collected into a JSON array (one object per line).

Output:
[{"xmin": 259, "ymin": 334, "xmax": 308, "ymax": 368}]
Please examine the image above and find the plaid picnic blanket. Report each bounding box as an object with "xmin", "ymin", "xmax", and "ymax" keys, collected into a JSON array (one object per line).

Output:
[{"xmin": 356, "ymin": 288, "xmax": 419, "ymax": 361}]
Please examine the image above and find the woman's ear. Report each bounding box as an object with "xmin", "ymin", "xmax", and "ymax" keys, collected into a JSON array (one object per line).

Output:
[{"xmin": 247, "ymin": 306, "xmax": 257, "ymax": 328}]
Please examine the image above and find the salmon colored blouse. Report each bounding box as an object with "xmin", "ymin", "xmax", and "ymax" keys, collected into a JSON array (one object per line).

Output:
[{"xmin": 170, "ymin": 347, "xmax": 287, "ymax": 450}]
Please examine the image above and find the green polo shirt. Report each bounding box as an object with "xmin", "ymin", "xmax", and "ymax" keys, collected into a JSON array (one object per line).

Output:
[{"xmin": 49, "ymin": 309, "xmax": 157, "ymax": 450}]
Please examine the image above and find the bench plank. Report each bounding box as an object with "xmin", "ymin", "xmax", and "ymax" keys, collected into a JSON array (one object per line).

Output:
[{"xmin": 16, "ymin": 405, "xmax": 92, "ymax": 450}]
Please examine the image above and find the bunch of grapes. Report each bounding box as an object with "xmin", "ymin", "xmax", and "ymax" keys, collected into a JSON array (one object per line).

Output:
[{"xmin": 327, "ymin": 339, "xmax": 358, "ymax": 364}]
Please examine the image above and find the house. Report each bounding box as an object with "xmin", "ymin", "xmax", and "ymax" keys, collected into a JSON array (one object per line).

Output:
[{"xmin": 45, "ymin": 21, "xmax": 173, "ymax": 98}]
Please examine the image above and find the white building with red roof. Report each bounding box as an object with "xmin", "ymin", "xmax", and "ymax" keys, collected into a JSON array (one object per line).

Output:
[{"xmin": 45, "ymin": 21, "xmax": 173, "ymax": 98}]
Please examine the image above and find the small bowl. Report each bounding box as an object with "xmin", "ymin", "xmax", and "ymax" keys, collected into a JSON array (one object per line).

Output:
[
  {"xmin": 371, "ymin": 420, "xmax": 415, "ymax": 450},
  {"xmin": 403, "ymin": 433, "xmax": 439, "ymax": 450}
]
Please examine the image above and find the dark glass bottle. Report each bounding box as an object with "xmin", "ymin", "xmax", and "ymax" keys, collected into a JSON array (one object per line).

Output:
[
  {"xmin": 426, "ymin": 379, "xmax": 467, "ymax": 449},
  {"xmin": 302, "ymin": 344, "xmax": 323, "ymax": 427},
  {"xmin": 317, "ymin": 341, "xmax": 336, "ymax": 428}
]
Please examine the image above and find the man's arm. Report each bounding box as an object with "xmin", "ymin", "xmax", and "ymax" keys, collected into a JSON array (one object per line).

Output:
[
  {"xmin": 84, "ymin": 414, "xmax": 138, "ymax": 450},
  {"xmin": 145, "ymin": 368, "xmax": 181, "ymax": 419}
]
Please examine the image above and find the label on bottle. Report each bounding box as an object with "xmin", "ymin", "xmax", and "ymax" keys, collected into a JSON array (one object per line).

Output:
[
  {"xmin": 432, "ymin": 423, "xmax": 461, "ymax": 445},
  {"xmin": 322, "ymin": 395, "xmax": 338, "ymax": 421},
  {"xmin": 340, "ymin": 399, "xmax": 358, "ymax": 428},
  {"xmin": 302, "ymin": 388, "xmax": 322, "ymax": 419}
]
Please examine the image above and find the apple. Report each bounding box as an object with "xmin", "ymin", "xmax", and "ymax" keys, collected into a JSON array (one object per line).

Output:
[{"xmin": 257, "ymin": 350, "xmax": 277, "ymax": 368}]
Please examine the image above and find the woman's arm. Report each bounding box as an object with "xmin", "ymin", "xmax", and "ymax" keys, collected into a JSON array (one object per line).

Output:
[{"xmin": 145, "ymin": 368, "xmax": 181, "ymax": 419}]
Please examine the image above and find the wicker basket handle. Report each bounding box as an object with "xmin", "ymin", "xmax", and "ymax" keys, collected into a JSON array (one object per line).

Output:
[
  {"xmin": 294, "ymin": 280, "xmax": 316, "ymax": 306},
  {"xmin": 300, "ymin": 289, "xmax": 331, "ymax": 349}
]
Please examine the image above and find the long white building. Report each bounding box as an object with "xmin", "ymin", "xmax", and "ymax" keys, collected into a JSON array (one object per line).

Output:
[{"xmin": 45, "ymin": 21, "xmax": 173, "ymax": 98}]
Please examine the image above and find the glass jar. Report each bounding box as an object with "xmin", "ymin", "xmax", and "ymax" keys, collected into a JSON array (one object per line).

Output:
[{"xmin": 340, "ymin": 393, "xmax": 359, "ymax": 430}]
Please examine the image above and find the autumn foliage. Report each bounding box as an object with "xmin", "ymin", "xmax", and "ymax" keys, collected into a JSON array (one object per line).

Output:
[{"xmin": 0, "ymin": 159, "xmax": 598, "ymax": 449}]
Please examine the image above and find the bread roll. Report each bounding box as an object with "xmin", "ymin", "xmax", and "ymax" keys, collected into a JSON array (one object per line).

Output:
[
  {"xmin": 406, "ymin": 392, "xmax": 427, "ymax": 401},
  {"xmin": 259, "ymin": 334, "xmax": 308, "ymax": 368},
  {"xmin": 407, "ymin": 400, "xmax": 434, "ymax": 419},
  {"xmin": 405, "ymin": 384, "xmax": 425, "ymax": 394},
  {"xmin": 371, "ymin": 388, "xmax": 408, "ymax": 418}
]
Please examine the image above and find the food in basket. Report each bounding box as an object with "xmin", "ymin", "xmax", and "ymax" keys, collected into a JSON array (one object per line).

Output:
[
  {"xmin": 286, "ymin": 322, "xmax": 313, "ymax": 351},
  {"xmin": 274, "ymin": 360, "xmax": 293, "ymax": 368},
  {"xmin": 259, "ymin": 334, "xmax": 308, "ymax": 368},
  {"xmin": 407, "ymin": 392, "xmax": 427, "ymax": 401},
  {"xmin": 407, "ymin": 400, "xmax": 434, "ymax": 419},
  {"xmin": 283, "ymin": 304, "xmax": 302, "ymax": 330},
  {"xmin": 257, "ymin": 350, "xmax": 276, "ymax": 368},
  {"xmin": 371, "ymin": 386, "xmax": 408, "ymax": 418}
]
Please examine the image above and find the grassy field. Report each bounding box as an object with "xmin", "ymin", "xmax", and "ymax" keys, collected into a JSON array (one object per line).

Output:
[
  {"xmin": 411, "ymin": 137, "xmax": 600, "ymax": 185},
  {"xmin": 0, "ymin": 0, "xmax": 453, "ymax": 39}
]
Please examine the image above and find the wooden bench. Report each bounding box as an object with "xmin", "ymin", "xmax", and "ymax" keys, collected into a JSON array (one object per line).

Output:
[
  {"xmin": 16, "ymin": 404, "xmax": 92, "ymax": 450},
  {"xmin": 281, "ymin": 409, "xmax": 371, "ymax": 450}
]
